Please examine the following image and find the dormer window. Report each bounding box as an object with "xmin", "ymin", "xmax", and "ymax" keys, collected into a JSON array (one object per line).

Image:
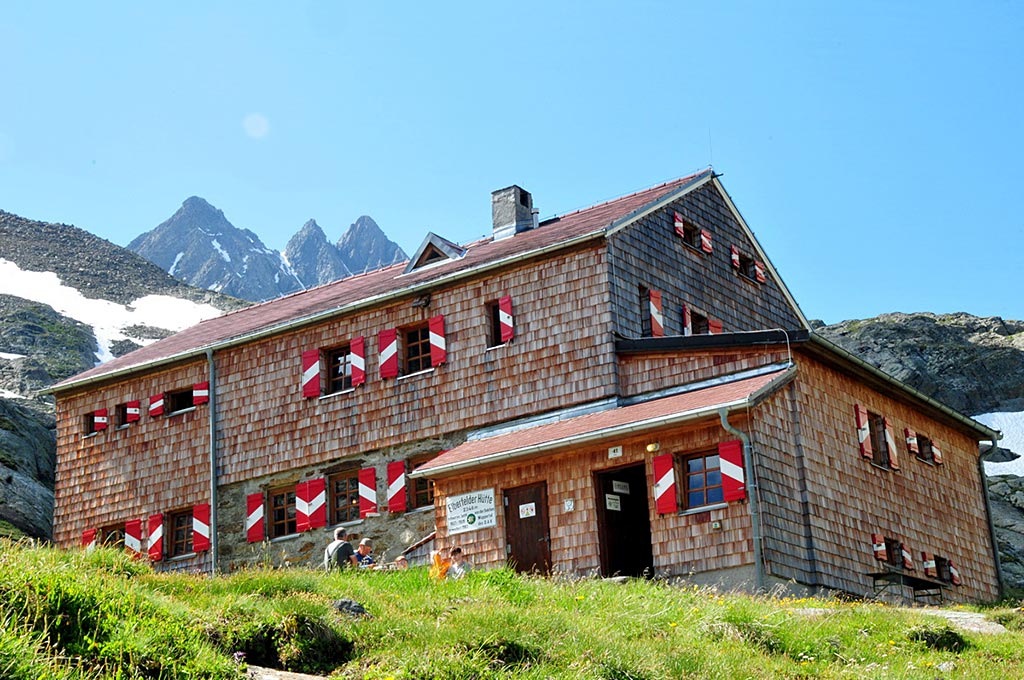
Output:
[{"xmin": 404, "ymin": 232, "xmax": 467, "ymax": 275}]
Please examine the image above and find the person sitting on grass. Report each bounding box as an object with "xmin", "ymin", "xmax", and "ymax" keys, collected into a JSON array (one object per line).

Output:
[
  {"xmin": 355, "ymin": 537, "xmax": 376, "ymax": 569},
  {"xmin": 324, "ymin": 527, "xmax": 356, "ymax": 571},
  {"xmin": 446, "ymin": 547, "xmax": 473, "ymax": 579}
]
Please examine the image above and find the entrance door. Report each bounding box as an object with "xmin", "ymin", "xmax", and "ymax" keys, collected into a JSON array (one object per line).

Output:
[
  {"xmin": 503, "ymin": 482, "xmax": 551, "ymax": 574},
  {"xmin": 595, "ymin": 463, "xmax": 653, "ymax": 577}
]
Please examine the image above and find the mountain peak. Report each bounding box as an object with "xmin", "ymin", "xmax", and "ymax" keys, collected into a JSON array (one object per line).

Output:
[{"xmin": 337, "ymin": 216, "xmax": 406, "ymax": 272}]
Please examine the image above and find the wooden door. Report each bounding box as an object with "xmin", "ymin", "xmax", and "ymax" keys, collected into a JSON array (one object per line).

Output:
[
  {"xmin": 503, "ymin": 482, "xmax": 551, "ymax": 574},
  {"xmin": 595, "ymin": 463, "xmax": 653, "ymax": 577}
]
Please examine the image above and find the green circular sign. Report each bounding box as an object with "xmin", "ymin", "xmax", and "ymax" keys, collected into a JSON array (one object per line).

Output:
[{"xmin": 466, "ymin": 513, "xmax": 477, "ymax": 525}]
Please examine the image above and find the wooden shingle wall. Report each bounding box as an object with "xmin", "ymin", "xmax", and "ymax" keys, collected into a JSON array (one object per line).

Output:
[
  {"xmin": 617, "ymin": 347, "xmax": 792, "ymax": 397},
  {"xmin": 432, "ymin": 419, "xmax": 753, "ymax": 578},
  {"xmin": 214, "ymin": 245, "xmax": 616, "ymax": 486},
  {"xmin": 753, "ymin": 354, "xmax": 1000, "ymax": 602},
  {"xmin": 54, "ymin": 245, "xmax": 620, "ymax": 558},
  {"xmin": 608, "ymin": 182, "xmax": 803, "ymax": 339},
  {"xmin": 53, "ymin": 359, "xmax": 211, "ymax": 562}
]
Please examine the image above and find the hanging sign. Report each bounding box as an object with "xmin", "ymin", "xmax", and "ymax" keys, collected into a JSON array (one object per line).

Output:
[{"xmin": 446, "ymin": 488, "xmax": 497, "ymax": 535}]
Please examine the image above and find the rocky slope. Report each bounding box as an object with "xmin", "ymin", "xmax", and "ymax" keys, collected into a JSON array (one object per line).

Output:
[
  {"xmin": 0, "ymin": 209, "xmax": 246, "ymax": 539},
  {"xmin": 335, "ymin": 215, "xmax": 406, "ymax": 274}
]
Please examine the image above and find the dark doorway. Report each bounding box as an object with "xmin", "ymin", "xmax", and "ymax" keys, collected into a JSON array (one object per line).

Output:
[
  {"xmin": 595, "ymin": 463, "xmax": 653, "ymax": 577},
  {"xmin": 503, "ymin": 482, "xmax": 551, "ymax": 574}
]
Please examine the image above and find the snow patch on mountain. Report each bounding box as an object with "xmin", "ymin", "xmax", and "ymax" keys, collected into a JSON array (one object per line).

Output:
[
  {"xmin": 977, "ymin": 411, "xmax": 1024, "ymax": 477},
  {"xmin": 211, "ymin": 239, "xmax": 231, "ymax": 263},
  {"xmin": 0, "ymin": 258, "xmax": 222, "ymax": 364},
  {"xmin": 168, "ymin": 251, "xmax": 184, "ymax": 276},
  {"xmin": 0, "ymin": 352, "xmax": 27, "ymax": 361}
]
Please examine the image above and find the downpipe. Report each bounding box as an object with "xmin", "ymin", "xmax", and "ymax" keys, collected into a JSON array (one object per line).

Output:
[
  {"xmin": 979, "ymin": 439, "xmax": 1004, "ymax": 600},
  {"xmin": 207, "ymin": 348, "xmax": 218, "ymax": 574},
  {"xmin": 719, "ymin": 408, "xmax": 765, "ymax": 593}
]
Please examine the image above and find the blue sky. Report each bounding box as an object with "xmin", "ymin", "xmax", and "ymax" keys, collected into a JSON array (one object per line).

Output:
[{"xmin": 1, "ymin": 2, "xmax": 1021, "ymax": 324}]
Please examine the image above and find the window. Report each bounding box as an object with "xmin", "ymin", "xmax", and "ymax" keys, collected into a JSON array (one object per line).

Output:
[
  {"xmin": 405, "ymin": 324, "xmax": 432, "ymax": 374},
  {"xmin": 678, "ymin": 220, "xmax": 700, "ymax": 249},
  {"xmin": 917, "ymin": 434, "xmax": 935, "ymax": 463},
  {"xmin": 328, "ymin": 470, "xmax": 361, "ymax": 525},
  {"xmin": 638, "ymin": 286, "xmax": 652, "ymax": 337},
  {"xmin": 737, "ymin": 252, "xmax": 757, "ymax": 280},
  {"xmin": 683, "ymin": 451, "xmax": 724, "ymax": 509},
  {"xmin": 166, "ymin": 387, "xmax": 194, "ymax": 414},
  {"xmin": 868, "ymin": 411, "xmax": 889, "ymax": 468},
  {"xmin": 114, "ymin": 403, "xmax": 128, "ymax": 428},
  {"xmin": 408, "ymin": 456, "xmax": 435, "ymax": 510},
  {"xmin": 935, "ymin": 555, "xmax": 952, "ymax": 583},
  {"xmin": 98, "ymin": 524, "xmax": 124, "ymax": 549},
  {"xmin": 690, "ymin": 309, "xmax": 710, "ymax": 335},
  {"xmin": 268, "ymin": 486, "xmax": 297, "ymax": 538},
  {"xmin": 83, "ymin": 412, "xmax": 101, "ymax": 436},
  {"xmin": 486, "ymin": 301, "xmax": 507, "ymax": 348},
  {"xmin": 325, "ymin": 345, "xmax": 353, "ymax": 394},
  {"xmin": 884, "ymin": 537, "xmax": 902, "ymax": 569},
  {"xmin": 168, "ymin": 509, "xmax": 193, "ymax": 557}
]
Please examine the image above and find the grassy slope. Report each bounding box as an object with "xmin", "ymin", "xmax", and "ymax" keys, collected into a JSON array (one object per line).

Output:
[{"xmin": 2, "ymin": 540, "xmax": 1023, "ymax": 680}]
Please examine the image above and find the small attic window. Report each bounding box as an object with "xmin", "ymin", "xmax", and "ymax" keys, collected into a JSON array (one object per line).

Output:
[{"xmin": 404, "ymin": 232, "xmax": 467, "ymax": 275}]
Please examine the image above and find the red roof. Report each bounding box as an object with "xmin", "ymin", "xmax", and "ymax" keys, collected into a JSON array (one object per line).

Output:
[
  {"xmin": 413, "ymin": 368, "xmax": 792, "ymax": 477},
  {"xmin": 53, "ymin": 170, "xmax": 712, "ymax": 391}
]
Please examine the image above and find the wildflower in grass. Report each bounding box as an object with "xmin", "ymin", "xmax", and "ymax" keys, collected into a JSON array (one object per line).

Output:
[{"xmin": 669, "ymin": 622, "xmax": 678, "ymax": 628}]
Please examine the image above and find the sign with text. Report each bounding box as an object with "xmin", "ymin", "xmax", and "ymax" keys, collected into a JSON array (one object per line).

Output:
[{"xmin": 446, "ymin": 488, "xmax": 497, "ymax": 535}]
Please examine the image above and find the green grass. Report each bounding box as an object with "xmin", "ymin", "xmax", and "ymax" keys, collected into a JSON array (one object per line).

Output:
[{"xmin": 2, "ymin": 539, "xmax": 1023, "ymax": 679}]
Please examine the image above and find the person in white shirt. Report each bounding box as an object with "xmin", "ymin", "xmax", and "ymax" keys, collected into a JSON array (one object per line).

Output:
[{"xmin": 446, "ymin": 547, "xmax": 473, "ymax": 579}]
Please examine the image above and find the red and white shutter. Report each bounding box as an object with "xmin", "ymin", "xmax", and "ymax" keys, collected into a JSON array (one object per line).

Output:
[
  {"xmin": 126, "ymin": 399, "xmax": 141, "ymax": 423},
  {"xmin": 673, "ymin": 211, "xmax": 686, "ymax": 239},
  {"xmin": 193, "ymin": 381, "xmax": 209, "ymax": 405},
  {"xmin": 82, "ymin": 528, "xmax": 97, "ymax": 551},
  {"xmin": 295, "ymin": 478, "xmax": 326, "ymax": 533},
  {"xmin": 149, "ymin": 393, "xmax": 165, "ymax": 417},
  {"xmin": 125, "ymin": 519, "xmax": 143, "ymax": 557},
  {"xmin": 148, "ymin": 513, "xmax": 163, "ymax": 562},
  {"xmin": 301, "ymin": 349, "xmax": 321, "ymax": 398},
  {"xmin": 901, "ymin": 544, "xmax": 917, "ymax": 569},
  {"xmin": 932, "ymin": 442, "xmax": 944, "ymax": 465},
  {"xmin": 719, "ymin": 439, "xmax": 746, "ymax": 502},
  {"xmin": 193, "ymin": 503, "xmax": 211, "ymax": 552},
  {"xmin": 93, "ymin": 408, "xmax": 108, "ymax": 431},
  {"xmin": 652, "ymin": 453, "xmax": 678, "ymax": 514},
  {"xmin": 379, "ymin": 329, "xmax": 398, "ymax": 379},
  {"xmin": 730, "ymin": 245, "xmax": 740, "ymax": 269},
  {"xmin": 884, "ymin": 418, "xmax": 900, "ymax": 470},
  {"xmin": 498, "ymin": 295, "xmax": 515, "ymax": 342},
  {"xmin": 429, "ymin": 315, "xmax": 447, "ymax": 366},
  {"xmin": 854, "ymin": 404, "xmax": 873, "ymax": 460},
  {"xmin": 949, "ymin": 560, "xmax": 962, "ymax": 585},
  {"xmin": 246, "ymin": 492, "xmax": 265, "ymax": 543},
  {"xmin": 871, "ymin": 533, "xmax": 887, "ymax": 561},
  {"xmin": 922, "ymin": 552, "xmax": 937, "ymax": 577},
  {"xmin": 700, "ymin": 228, "xmax": 713, "ymax": 254},
  {"xmin": 359, "ymin": 467, "xmax": 378, "ymax": 517},
  {"xmin": 904, "ymin": 428, "xmax": 919, "ymax": 457},
  {"xmin": 387, "ymin": 461, "xmax": 407, "ymax": 513},
  {"xmin": 649, "ymin": 290, "xmax": 664, "ymax": 337},
  {"xmin": 708, "ymin": 319, "xmax": 723, "ymax": 335},
  {"xmin": 350, "ymin": 336, "xmax": 366, "ymax": 387},
  {"xmin": 754, "ymin": 261, "xmax": 767, "ymax": 283},
  {"xmin": 682, "ymin": 305, "xmax": 692, "ymax": 336}
]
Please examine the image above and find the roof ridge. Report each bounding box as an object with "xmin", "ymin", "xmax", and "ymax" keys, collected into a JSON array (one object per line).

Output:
[{"xmin": 542, "ymin": 169, "xmax": 711, "ymax": 224}]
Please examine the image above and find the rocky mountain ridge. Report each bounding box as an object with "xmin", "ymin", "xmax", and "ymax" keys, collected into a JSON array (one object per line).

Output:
[{"xmin": 129, "ymin": 199, "xmax": 406, "ymax": 302}]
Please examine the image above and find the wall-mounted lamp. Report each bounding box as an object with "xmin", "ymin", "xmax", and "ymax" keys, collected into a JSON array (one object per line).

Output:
[
  {"xmin": 412, "ymin": 293, "xmax": 432, "ymax": 308},
  {"xmin": 645, "ymin": 442, "xmax": 660, "ymax": 453}
]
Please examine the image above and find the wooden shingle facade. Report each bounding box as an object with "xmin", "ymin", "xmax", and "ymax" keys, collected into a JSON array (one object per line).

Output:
[{"xmin": 51, "ymin": 170, "xmax": 1002, "ymax": 601}]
